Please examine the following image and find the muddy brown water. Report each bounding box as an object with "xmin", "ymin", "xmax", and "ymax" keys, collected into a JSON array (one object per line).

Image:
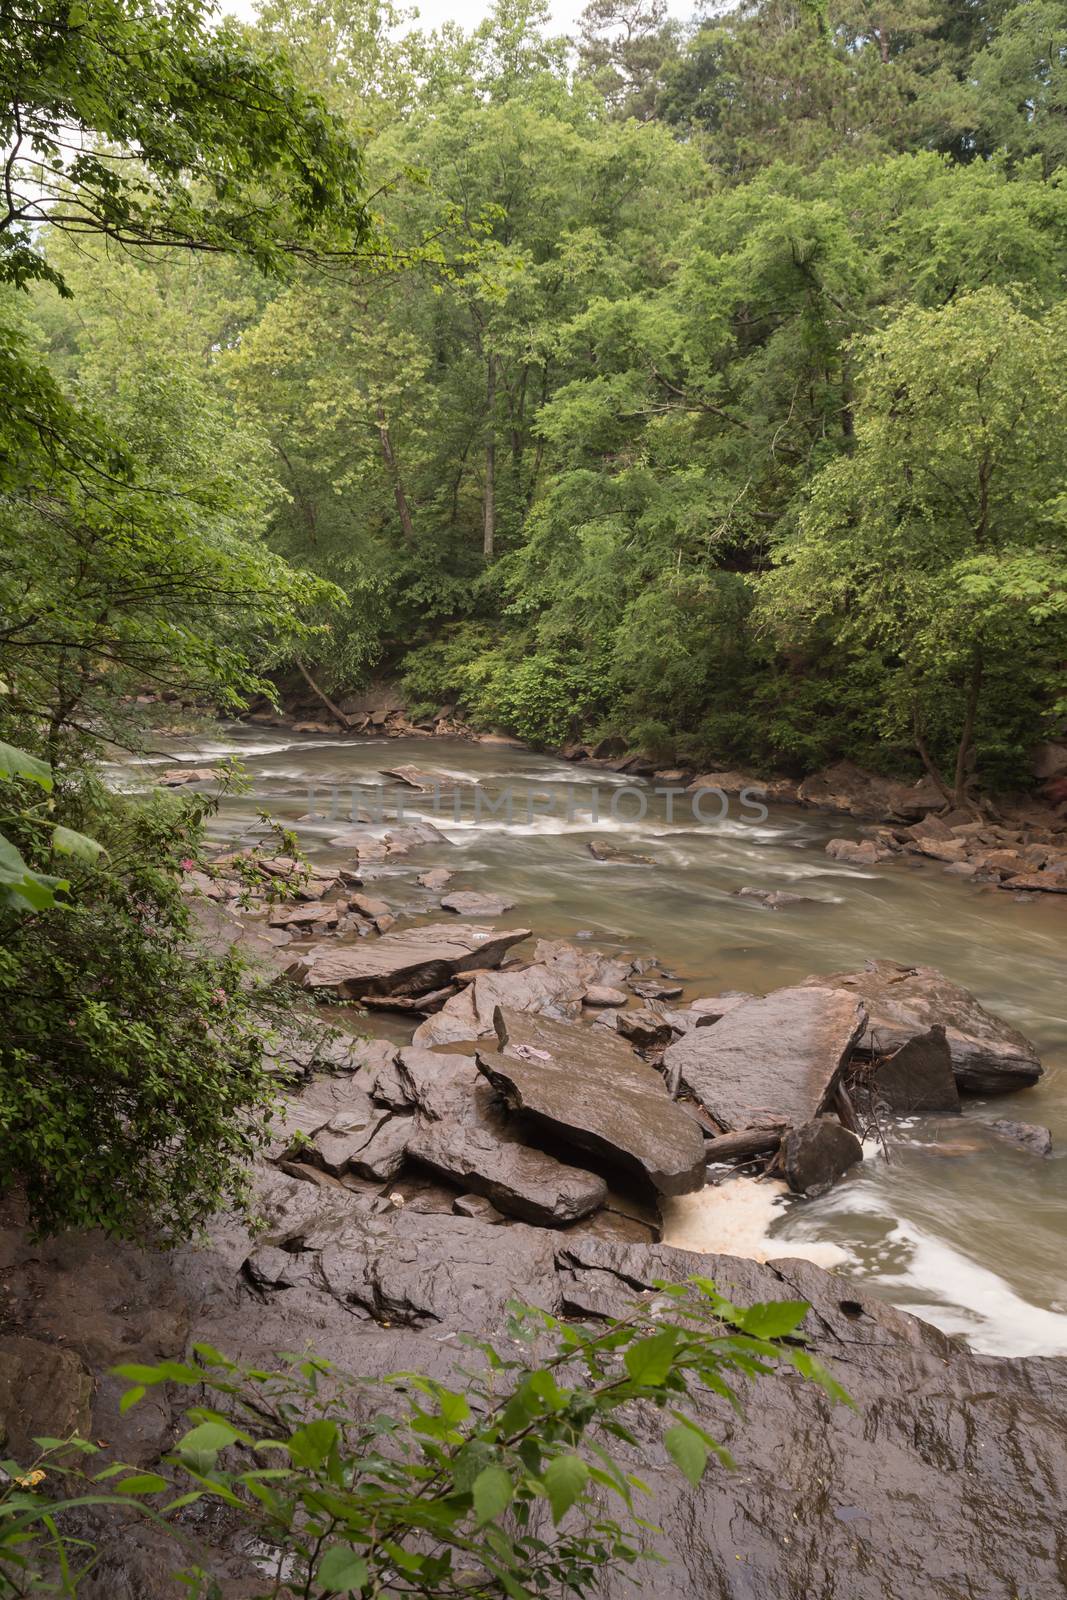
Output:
[{"xmin": 114, "ymin": 726, "xmax": 1067, "ymax": 1357}]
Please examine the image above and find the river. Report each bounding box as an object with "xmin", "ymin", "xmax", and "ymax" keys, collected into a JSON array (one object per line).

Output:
[{"xmin": 117, "ymin": 725, "xmax": 1067, "ymax": 1359}]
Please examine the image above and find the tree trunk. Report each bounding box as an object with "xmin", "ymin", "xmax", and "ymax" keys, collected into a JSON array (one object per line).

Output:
[
  {"xmin": 294, "ymin": 657, "xmax": 352, "ymax": 731},
  {"xmin": 376, "ymin": 403, "xmax": 415, "ymax": 544},
  {"xmin": 953, "ymin": 654, "xmax": 983, "ymax": 808},
  {"xmin": 483, "ymin": 357, "xmax": 496, "ymax": 561},
  {"xmin": 911, "ymin": 701, "xmax": 953, "ymax": 804}
]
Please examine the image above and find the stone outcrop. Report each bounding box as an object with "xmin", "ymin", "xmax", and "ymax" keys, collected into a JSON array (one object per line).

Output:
[
  {"xmin": 802, "ymin": 960, "xmax": 1043, "ymax": 1096},
  {"xmin": 404, "ymin": 1058, "xmax": 608, "ymax": 1225},
  {"xmin": 662, "ymin": 986, "xmax": 867, "ymax": 1132},
  {"xmin": 286, "ymin": 922, "xmax": 530, "ymax": 997},
  {"xmin": 477, "ymin": 1007, "xmax": 707, "ymax": 1195},
  {"xmin": 4, "ymin": 1196, "xmax": 1066, "ymax": 1600}
]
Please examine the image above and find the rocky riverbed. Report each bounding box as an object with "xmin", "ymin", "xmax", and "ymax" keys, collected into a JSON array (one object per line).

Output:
[{"xmin": 3, "ymin": 727, "xmax": 1066, "ymax": 1596}]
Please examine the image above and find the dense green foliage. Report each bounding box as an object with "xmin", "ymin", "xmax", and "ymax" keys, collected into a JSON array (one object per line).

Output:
[
  {"xmin": 0, "ymin": 0, "xmax": 371, "ymax": 1238},
  {"xmin": 0, "ymin": 1283, "xmax": 848, "ymax": 1596},
  {"xmin": 0, "ymin": 782, "xmax": 295, "ymax": 1239},
  {"xmin": 20, "ymin": 0, "xmax": 1061, "ymax": 788}
]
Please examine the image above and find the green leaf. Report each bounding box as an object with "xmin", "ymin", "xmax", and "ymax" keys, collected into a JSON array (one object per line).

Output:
[
  {"xmin": 663, "ymin": 1424, "xmax": 708, "ymax": 1487},
  {"xmin": 52, "ymin": 824, "xmax": 105, "ymax": 862},
  {"xmin": 317, "ymin": 1546, "xmax": 369, "ymax": 1593},
  {"xmin": 473, "ymin": 1465, "xmax": 513, "ymax": 1525},
  {"xmin": 119, "ymin": 1386, "xmax": 146, "ymax": 1414},
  {"xmin": 287, "ymin": 1419, "xmax": 338, "ymax": 1467},
  {"xmin": 623, "ymin": 1329, "xmax": 678, "ymax": 1387},
  {"xmin": 542, "ymin": 1454, "xmax": 589, "ymax": 1523},
  {"xmin": 0, "ymin": 741, "xmax": 52, "ymax": 790},
  {"xmin": 114, "ymin": 1473, "xmax": 168, "ymax": 1495},
  {"xmin": 175, "ymin": 1419, "xmax": 242, "ymax": 1469},
  {"xmin": 735, "ymin": 1301, "xmax": 809, "ymax": 1340}
]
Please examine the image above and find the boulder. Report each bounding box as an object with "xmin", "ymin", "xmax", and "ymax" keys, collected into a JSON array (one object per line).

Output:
[
  {"xmin": 417, "ymin": 867, "xmax": 453, "ymax": 890},
  {"xmin": 616, "ymin": 1008, "xmax": 674, "ymax": 1049},
  {"xmin": 781, "ymin": 1118, "xmax": 863, "ymax": 1197},
  {"xmin": 800, "ymin": 960, "xmax": 1043, "ymax": 1096},
  {"xmin": 686, "ymin": 770, "xmax": 756, "ymax": 794},
  {"xmin": 531, "ymin": 938, "xmax": 633, "ymax": 991},
  {"xmin": 268, "ymin": 899, "xmax": 343, "ymax": 930},
  {"xmin": 348, "ymin": 892, "xmax": 391, "ymax": 919},
  {"xmin": 797, "ymin": 761, "xmax": 942, "ymax": 820},
  {"xmin": 825, "ymin": 838, "xmax": 890, "ymax": 865},
  {"xmin": 630, "ymin": 978, "xmax": 684, "ymax": 1001},
  {"xmin": 662, "ymin": 986, "xmax": 867, "ymax": 1131},
  {"xmin": 732, "ymin": 887, "xmax": 820, "ymax": 907},
  {"xmin": 286, "ymin": 922, "xmax": 530, "ymax": 998},
  {"xmin": 404, "ymin": 1059, "xmax": 608, "ymax": 1226},
  {"xmin": 477, "ymin": 1008, "xmax": 707, "ymax": 1196},
  {"xmin": 411, "ymin": 961, "xmax": 584, "ymax": 1047},
  {"xmin": 999, "ymin": 871, "xmax": 1067, "ymax": 894},
  {"xmin": 870, "ymin": 1025, "xmax": 961, "ymax": 1115},
  {"xmin": 5, "ymin": 1195, "xmax": 1067, "ymax": 1600},
  {"xmin": 383, "ymin": 766, "xmax": 470, "ymax": 792},
  {"xmin": 988, "ymin": 1119, "xmax": 1053, "ymax": 1158},
  {"xmin": 157, "ymin": 766, "xmax": 219, "ymax": 787},
  {"xmin": 587, "ymin": 840, "xmax": 655, "ymax": 865},
  {"xmin": 440, "ymin": 890, "xmax": 517, "ymax": 917},
  {"xmin": 583, "ymin": 984, "xmax": 628, "ymax": 1007},
  {"xmin": 0, "ymin": 1336, "xmax": 93, "ymax": 1462}
]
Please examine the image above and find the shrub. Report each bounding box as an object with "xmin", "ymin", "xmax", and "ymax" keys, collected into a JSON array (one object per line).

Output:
[
  {"xmin": 0, "ymin": 1282, "xmax": 849, "ymax": 1597},
  {"xmin": 0, "ymin": 780, "xmax": 299, "ymax": 1241}
]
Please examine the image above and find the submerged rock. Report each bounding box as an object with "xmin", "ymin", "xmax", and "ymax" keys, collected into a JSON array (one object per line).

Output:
[
  {"xmin": 781, "ymin": 1118, "xmax": 864, "ymax": 1197},
  {"xmin": 417, "ymin": 867, "xmax": 453, "ymax": 891},
  {"xmin": 801, "ymin": 959, "xmax": 1043, "ymax": 1095},
  {"xmin": 988, "ymin": 1119, "xmax": 1054, "ymax": 1158},
  {"xmin": 286, "ymin": 922, "xmax": 530, "ymax": 997},
  {"xmin": 477, "ymin": 1007, "xmax": 706, "ymax": 1196},
  {"xmin": 663, "ymin": 986, "xmax": 866, "ymax": 1132},
  {"xmin": 440, "ymin": 890, "xmax": 517, "ymax": 917}
]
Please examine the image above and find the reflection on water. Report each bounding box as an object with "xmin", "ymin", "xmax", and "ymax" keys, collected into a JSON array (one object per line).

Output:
[{"xmin": 112, "ymin": 727, "xmax": 1067, "ymax": 1356}]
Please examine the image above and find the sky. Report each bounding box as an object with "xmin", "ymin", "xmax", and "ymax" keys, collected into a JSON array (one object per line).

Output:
[{"xmin": 225, "ymin": 0, "xmax": 695, "ymax": 37}]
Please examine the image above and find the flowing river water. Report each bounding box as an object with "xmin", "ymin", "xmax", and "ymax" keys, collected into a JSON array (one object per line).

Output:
[{"xmin": 117, "ymin": 725, "xmax": 1067, "ymax": 1359}]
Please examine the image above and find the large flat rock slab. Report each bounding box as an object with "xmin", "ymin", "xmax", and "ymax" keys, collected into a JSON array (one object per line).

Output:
[
  {"xmin": 477, "ymin": 1008, "xmax": 706, "ymax": 1195},
  {"xmin": 285, "ymin": 922, "xmax": 530, "ymax": 997},
  {"xmin": 800, "ymin": 959, "xmax": 1043, "ymax": 1095},
  {"xmin": 662, "ymin": 986, "xmax": 866, "ymax": 1132},
  {"xmin": 404, "ymin": 1057, "xmax": 608, "ymax": 1225},
  {"xmin": 412, "ymin": 963, "xmax": 585, "ymax": 1047}
]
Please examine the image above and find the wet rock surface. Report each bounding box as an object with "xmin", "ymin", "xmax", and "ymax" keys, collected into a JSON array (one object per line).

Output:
[
  {"xmin": 663, "ymin": 985, "xmax": 867, "ymax": 1132},
  {"xmin": 803, "ymin": 960, "xmax": 1043, "ymax": 1095},
  {"xmin": 868, "ymin": 1024, "xmax": 961, "ymax": 1114},
  {"xmin": 781, "ymin": 1118, "xmax": 864, "ymax": 1197},
  {"xmin": 286, "ymin": 921, "xmax": 530, "ymax": 996},
  {"xmin": 478, "ymin": 1007, "xmax": 707, "ymax": 1195},
  {"xmin": 440, "ymin": 890, "xmax": 517, "ymax": 916},
  {"xmin": 4, "ymin": 1194, "xmax": 1065, "ymax": 1600},
  {"xmin": 405, "ymin": 1059, "xmax": 608, "ymax": 1225},
  {"xmin": 988, "ymin": 1118, "xmax": 1054, "ymax": 1157}
]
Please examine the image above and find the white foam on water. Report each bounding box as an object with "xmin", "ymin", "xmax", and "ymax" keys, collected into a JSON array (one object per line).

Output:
[{"xmin": 661, "ymin": 1178, "xmax": 849, "ymax": 1269}]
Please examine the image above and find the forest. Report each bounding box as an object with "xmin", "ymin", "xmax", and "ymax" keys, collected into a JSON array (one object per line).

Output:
[{"xmin": 1, "ymin": 0, "xmax": 1067, "ymax": 1593}]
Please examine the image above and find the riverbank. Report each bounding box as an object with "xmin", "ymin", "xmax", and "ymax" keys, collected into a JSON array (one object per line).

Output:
[{"xmin": 213, "ymin": 683, "xmax": 1067, "ymax": 899}]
